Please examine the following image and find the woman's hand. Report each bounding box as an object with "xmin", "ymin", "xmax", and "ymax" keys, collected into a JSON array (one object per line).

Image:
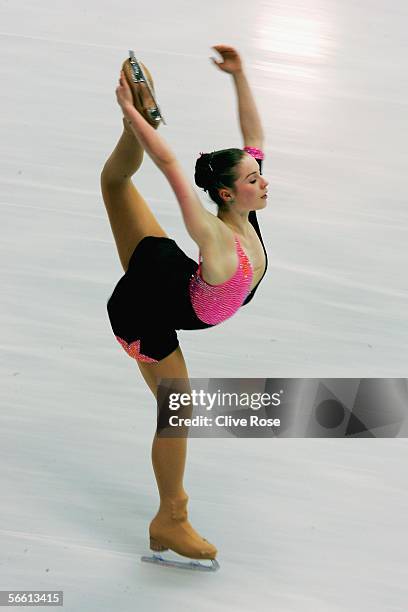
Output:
[
  {"xmin": 210, "ymin": 44, "xmax": 243, "ymax": 74},
  {"xmin": 115, "ymin": 70, "xmax": 134, "ymax": 112}
]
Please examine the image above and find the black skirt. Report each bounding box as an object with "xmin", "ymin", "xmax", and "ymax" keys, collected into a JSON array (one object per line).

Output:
[{"xmin": 106, "ymin": 236, "xmax": 212, "ymax": 362}]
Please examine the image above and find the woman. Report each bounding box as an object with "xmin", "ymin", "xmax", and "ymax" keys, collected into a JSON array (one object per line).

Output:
[{"xmin": 101, "ymin": 45, "xmax": 269, "ymax": 565}]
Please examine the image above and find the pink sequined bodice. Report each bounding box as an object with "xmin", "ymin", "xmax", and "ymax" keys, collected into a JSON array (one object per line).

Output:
[{"xmin": 188, "ymin": 235, "xmax": 253, "ymax": 325}]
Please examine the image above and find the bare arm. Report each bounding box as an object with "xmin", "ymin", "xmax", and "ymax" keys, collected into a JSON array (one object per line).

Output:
[
  {"xmin": 233, "ymin": 71, "xmax": 264, "ymax": 148},
  {"xmin": 117, "ymin": 73, "xmax": 214, "ymax": 245},
  {"xmin": 211, "ymin": 44, "xmax": 265, "ymax": 148}
]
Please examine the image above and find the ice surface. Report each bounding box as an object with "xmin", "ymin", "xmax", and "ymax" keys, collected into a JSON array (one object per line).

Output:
[{"xmin": 1, "ymin": 0, "xmax": 407, "ymax": 610}]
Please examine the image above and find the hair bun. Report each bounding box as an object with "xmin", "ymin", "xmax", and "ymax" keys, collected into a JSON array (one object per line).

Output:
[{"xmin": 194, "ymin": 152, "xmax": 213, "ymax": 190}]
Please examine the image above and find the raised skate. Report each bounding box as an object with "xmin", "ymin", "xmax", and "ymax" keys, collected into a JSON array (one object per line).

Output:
[{"xmin": 124, "ymin": 50, "xmax": 166, "ymax": 126}]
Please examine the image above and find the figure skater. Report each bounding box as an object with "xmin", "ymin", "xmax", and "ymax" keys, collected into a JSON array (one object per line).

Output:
[{"xmin": 100, "ymin": 45, "xmax": 268, "ymax": 569}]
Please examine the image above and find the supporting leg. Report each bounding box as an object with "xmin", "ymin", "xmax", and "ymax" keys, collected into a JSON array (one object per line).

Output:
[
  {"xmin": 137, "ymin": 346, "xmax": 217, "ymax": 560},
  {"xmin": 138, "ymin": 347, "xmax": 190, "ymax": 501},
  {"xmin": 151, "ymin": 433, "xmax": 188, "ymax": 501}
]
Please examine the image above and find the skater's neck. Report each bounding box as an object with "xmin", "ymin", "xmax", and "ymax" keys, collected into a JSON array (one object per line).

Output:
[{"xmin": 217, "ymin": 209, "xmax": 252, "ymax": 240}]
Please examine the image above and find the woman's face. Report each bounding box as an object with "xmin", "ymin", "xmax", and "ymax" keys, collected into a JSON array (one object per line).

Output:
[{"xmin": 222, "ymin": 154, "xmax": 269, "ymax": 210}]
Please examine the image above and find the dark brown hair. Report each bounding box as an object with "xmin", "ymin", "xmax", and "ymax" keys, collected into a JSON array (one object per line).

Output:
[{"xmin": 194, "ymin": 148, "xmax": 246, "ymax": 209}]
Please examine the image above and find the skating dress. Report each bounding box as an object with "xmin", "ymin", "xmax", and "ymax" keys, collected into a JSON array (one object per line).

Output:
[{"xmin": 106, "ymin": 148, "xmax": 268, "ymax": 362}]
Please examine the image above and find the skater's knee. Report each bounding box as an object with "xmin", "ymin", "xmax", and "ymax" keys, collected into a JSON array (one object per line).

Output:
[{"xmin": 100, "ymin": 166, "xmax": 131, "ymax": 191}]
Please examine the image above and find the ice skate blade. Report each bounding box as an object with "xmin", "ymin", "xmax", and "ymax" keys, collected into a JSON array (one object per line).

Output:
[
  {"xmin": 128, "ymin": 50, "xmax": 166, "ymax": 126},
  {"xmin": 141, "ymin": 553, "xmax": 220, "ymax": 572}
]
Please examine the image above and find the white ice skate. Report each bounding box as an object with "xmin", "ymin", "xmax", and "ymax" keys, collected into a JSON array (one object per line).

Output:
[{"xmin": 128, "ymin": 50, "xmax": 166, "ymax": 126}]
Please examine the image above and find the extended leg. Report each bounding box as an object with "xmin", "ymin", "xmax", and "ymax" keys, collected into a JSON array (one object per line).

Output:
[{"xmin": 100, "ymin": 61, "xmax": 168, "ymax": 272}]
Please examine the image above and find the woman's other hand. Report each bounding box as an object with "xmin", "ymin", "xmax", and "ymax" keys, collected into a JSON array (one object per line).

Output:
[
  {"xmin": 210, "ymin": 44, "xmax": 243, "ymax": 74},
  {"xmin": 115, "ymin": 71, "xmax": 134, "ymax": 111}
]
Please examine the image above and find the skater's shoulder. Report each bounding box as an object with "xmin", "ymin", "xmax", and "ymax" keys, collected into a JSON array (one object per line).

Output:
[{"xmin": 197, "ymin": 212, "xmax": 234, "ymax": 248}]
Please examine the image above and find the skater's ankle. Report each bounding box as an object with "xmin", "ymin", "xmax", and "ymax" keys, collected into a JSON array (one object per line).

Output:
[
  {"xmin": 122, "ymin": 116, "xmax": 136, "ymax": 137},
  {"xmin": 159, "ymin": 492, "xmax": 189, "ymax": 504},
  {"xmin": 155, "ymin": 493, "xmax": 189, "ymax": 517}
]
